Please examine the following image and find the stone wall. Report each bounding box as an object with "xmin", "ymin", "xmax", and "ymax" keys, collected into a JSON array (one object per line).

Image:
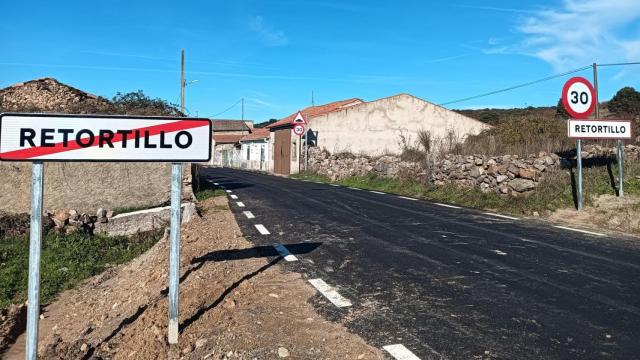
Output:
[
  {"xmin": 0, "ymin": 162, "xmax": 172, "ymax": 213},
  {"xmin": 308, "ymin": 145, "xmax": 640, "ymax": 195}
]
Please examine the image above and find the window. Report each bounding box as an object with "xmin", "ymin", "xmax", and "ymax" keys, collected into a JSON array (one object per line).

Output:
[
  {"xmin": 292, "ymin": 140, "xmax": 297, "ymax": 160},
  {"xmin": 246, "ymin": 145, "xmax": 250, "ymax": 160}
]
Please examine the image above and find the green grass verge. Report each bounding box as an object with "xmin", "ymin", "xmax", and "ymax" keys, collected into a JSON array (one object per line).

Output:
[
  {"xmin": 195, "ymin": 187, "xmax": 227, "ymax": 201},
  {"xmin": 0, "ymin": 230, "xmax": 161, "ymax": 309},
  {"xmin": 292, "ymin": 162, "xmax": 640, "ymax": 215}
]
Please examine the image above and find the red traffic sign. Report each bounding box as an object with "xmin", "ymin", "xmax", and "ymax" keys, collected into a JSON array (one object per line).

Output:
[
  {"xmin": 293, "ymin": 111, "xmax": 307, "ymax": 124},
  {"xmin": 292, "ymin": 123, "xmax": 305, "ymax": 136},
  {"xmin": 562, "ymin": 77, "xmax": 596, "ymax": 119}
]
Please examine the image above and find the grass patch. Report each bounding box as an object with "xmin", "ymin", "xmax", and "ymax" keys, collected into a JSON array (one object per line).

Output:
[
  {"xmin": 195, "ymin": 181, "xmax": 227, "ymax": 201},
  {"xmin": 0, "ymin": 230, "xmax": 161, "ymax": 309},
  {"xmin": 293, "ymin": 162, "xmax": 640, "ymax": 215}
]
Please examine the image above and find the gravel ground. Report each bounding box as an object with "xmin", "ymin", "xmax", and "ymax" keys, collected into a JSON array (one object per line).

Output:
[{"xmin": 3, "ymin": 196, "xmax": 383, "ymax": 359}]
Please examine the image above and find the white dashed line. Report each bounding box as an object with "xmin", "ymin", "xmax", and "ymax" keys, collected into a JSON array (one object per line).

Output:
[
  {"xmin": 230, "ymin": 194, "xmax": 238, "ymax": 200},
  {"xmin": 213, "ymin": 182, "xmax": 219, "ymax": 185},
  {"xmin": 383, "ymin": 344, "xmax": 421, "ymax": 360},
  {"xmin": 434, "ymin": 203, "xmax": 461, "ymax": 209},
  {"xmin": 398, "ymin": 196, "xmax": 418, "ymax": 201},
  {"xmin": 369, "ymin": 190, "xmax": 385, "ymax": 194},
  {"xmin": 236, "ymin": 202, "xmax": 245, "ymax": 207},
  {"xmin": 483, "ymin": 212, "xmax": 519, "ymax": 220},
  {"xmin": 273, "ymin": 244, "xmax": 298, "ymax": 262},
  {"xmin": 554, "ymin": 225, "xmax": 605, "ymax": 236},
  {"xmin": 330, "ymin": 184, "xmax": 340, "ymax": 187},
  {"xmin": 225, "ymin": 190, "xmax": 232, "ymax": 193},
  {"xmin": 254, "ymin": 224, "xmax": 270, "ymax": 235},
  {"xmin": 492, "ymin": 249, "xmax": 508, "ymax": 256},
  {"xmin": 307, "ymin": 279, "xmax": 352, "ymax": 307},
  {"xmin": 348, "ymin": 187, "xmax": 362, "ymax": 191},
  {"xmin": 243, "ymin": 211, "xmax": 255, "ymax": 219}
]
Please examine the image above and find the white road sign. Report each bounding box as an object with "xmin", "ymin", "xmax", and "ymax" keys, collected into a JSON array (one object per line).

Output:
[
  {"xmin": 568, "ymin": 119, "xmax": 633, "ymax": 139},
  {"xmin": 293, "ymin": 111, "xmax": 307, "ymax": 124},
  {"xmin": 293, "ymin": 123, "xmax": 305, "ymax": 136},
  {"xmin": 561, "ymin": 77, "xmax": 596, "ymax": 119},
  {"xmin": 0, "ymin": 113, "xmax": 212, "ymax": 161}
]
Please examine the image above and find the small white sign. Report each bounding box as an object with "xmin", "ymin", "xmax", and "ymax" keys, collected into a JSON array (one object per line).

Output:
[
  {"xmin": 293, "ymin": 123, "xmax": 305, "ymax": 136},
  {"xmin": 0, "ymin": 113, "xmax": 212, "ymax": 161},
  {"xmin": 568, "ymin": 119, "xmax": 633, "ymax": 139},
  {"xmin": 293, "ymin": 111, "xmax": 307, "ymax": 124}
]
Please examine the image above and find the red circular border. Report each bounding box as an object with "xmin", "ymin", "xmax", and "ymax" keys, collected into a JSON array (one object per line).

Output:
[
  {"xmin": 292, "ymin": 123, "xmax": 305, "ymax": 136},
  {"xmin": 561, "ymin": 76, "xmax": 596, "ymax": 119}
]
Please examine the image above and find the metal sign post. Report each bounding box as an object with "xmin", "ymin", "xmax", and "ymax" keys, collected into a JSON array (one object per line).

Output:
[
  {"xmin": 168, "ymin": 163, "xmax": 182, "ymax": 344},
  {"xmin": 618, "ymin": 140, "xmax": 624, "ymax": 197},
  {"xmin": 26, "ymin": 162, "xmax": 44, "ymax": 360},
  {"xmin": 562, "ymin": 77, "xmax": 596, "ymax": 211},
  {"xmin": 0, "ymin": 113, "xmax": 211, "ymax": 358},
  {"xmin": 576, "ymin": 140, "xmax": 584, "ymax": 211}
]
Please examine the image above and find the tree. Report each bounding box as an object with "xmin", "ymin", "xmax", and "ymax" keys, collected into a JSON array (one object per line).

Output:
[
  {"xmin": 555, "ymin": 98, "xmax": 570, "ymax": 119},
  {"xmin": 607, "ymin": 87, "xmax": 640, "ymax": 119},
  {"xmin": 111, "ymin": 90, "xmax": 181, "ymax": 116}
]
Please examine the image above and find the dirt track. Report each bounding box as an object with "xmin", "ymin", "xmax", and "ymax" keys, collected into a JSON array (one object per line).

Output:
[{"xmin": 3, "ymin": 196, "xmax": 383, "ymax": 359}]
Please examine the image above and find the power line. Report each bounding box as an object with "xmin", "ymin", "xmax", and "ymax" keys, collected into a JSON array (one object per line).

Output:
[
  {"xmin": 209, "ymin": 99, "xmax": 242, "ymax": 118},
  {"xmin": 439, "ymin": 61, "xmax": 640, "ymax": 107},
  {"xmin": 597, "ymin": 61, "xmax": 640, "ymax": 67},
  {"xmin": 439, "ymin": 65, "xmax": 592, "ymax": 107}
]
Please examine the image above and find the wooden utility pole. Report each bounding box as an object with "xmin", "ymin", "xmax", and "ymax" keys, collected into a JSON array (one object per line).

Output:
[
  {"xmin": 180, "ymin": 49, "xmax": 185, "ymax": 114},
  {"xmin": 593, "ymin": 63, "xmax": 599, "ymax": 118}
]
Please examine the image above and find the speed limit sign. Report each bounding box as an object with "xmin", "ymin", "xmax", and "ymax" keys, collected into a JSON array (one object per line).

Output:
[
  {"xmin": 562, "ymin": 77, "xmax": 596, "ymax": 119},
  {"xmin": 293, "ymin": 123, "xmax": 305, "ymax": 136}
]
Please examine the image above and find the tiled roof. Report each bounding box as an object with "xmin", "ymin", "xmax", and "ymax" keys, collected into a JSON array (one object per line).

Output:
[
  {"xmin": 213, "ymin": 134, "xmax": 245, "ymax": 144},
  {"xmin": 266, "ymin": 98, "xmax": 363, "ymax": 129},
  {"xmin": 240, "ymin": 128, "xmax": 270, "ymax": 142},
  {"xmin": 211, "ymin": 119, "xmax": 252, "ymax": 131}
]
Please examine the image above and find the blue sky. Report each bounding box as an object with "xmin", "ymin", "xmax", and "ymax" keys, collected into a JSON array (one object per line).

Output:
[{"xmin": 2, "ymin": 0, "xmax": 639, "ymax": 122}]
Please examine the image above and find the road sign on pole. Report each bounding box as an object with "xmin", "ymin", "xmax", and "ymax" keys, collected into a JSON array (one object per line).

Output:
[
  {"xmin": 562, "ymin": 77, "xmax": 596, "ymax": 212},
  {"xmin": 293, "ymin": 111, "xmax": 307, "ymax": 124},
  {"xmin": 567, "ymin": 119, "xmax": 633, "ymax": 139},
  {"xmin": 0, "ymin": 113, "xmax": 211, "ymax": 358},
  {"xmin": 293, "ymin": 123, "xmax": 305, "ymax": 136},
  {"xmin": 562, "ymin": 77, "xmax": 596, "ymax": 120},
  {"xmin": 0, "ymin": 114, "xmax": 212, "ymax": 161}
]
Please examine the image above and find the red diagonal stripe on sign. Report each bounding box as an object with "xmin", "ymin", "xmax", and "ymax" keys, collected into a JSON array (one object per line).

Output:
[{"xmin": 0, "ymin": 119, "xmax": 208, "ymax": 160}]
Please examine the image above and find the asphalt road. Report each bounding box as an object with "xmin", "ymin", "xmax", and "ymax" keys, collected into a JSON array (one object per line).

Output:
[{"xmin": 202, "ymin": 167, "xmax": 640, "ymax": 360}]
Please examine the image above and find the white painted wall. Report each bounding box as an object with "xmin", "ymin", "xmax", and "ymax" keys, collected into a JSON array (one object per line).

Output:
[{"xmin": 307, "ymin": 94, "xmax": 490, "ymax": 156}]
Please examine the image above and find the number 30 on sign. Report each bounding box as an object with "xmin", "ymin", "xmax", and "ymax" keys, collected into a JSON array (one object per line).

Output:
[{"xmin": 561, "ymin": 77, "xmax": 596, "ymax": 119}]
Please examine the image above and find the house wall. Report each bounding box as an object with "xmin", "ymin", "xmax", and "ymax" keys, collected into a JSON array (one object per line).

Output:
[
  {"xmin": 307, "ymin": 94, "xmax": 490, "ymax": 156},
  {"xmin": 239, "ymin": 140, "xmax": 270, "ymax": 171}
]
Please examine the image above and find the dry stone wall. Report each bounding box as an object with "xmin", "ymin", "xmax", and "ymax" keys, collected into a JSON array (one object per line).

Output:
[{"xmin": 309, "ymin": 145, "xmax": 640, "ymax": 196}]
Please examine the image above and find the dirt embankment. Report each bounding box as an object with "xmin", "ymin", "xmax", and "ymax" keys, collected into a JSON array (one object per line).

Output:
[
  {"xmin": 2, "ymin": 197, "xmax": 383, "ymax": 359},
  {"xmin": 550, "ymin": 194, "xmax": 640, "ymax": 237}
]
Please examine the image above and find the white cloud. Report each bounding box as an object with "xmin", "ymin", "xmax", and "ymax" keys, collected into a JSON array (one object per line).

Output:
[
  {"xmin": 491, "ymin": 0, "xmax": 640, "ymax": 70},
  {"xmin": 250, "ymin": 16, "xmax": 288, "ymax": 47}
]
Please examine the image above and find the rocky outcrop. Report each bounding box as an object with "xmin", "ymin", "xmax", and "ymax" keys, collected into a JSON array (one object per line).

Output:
[{"xmin": 308, "ymin": 145, "xmax": 640, "ymax": 196}]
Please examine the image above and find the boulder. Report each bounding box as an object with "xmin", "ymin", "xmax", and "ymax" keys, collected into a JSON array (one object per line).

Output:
[
  {"xmin": 518, "ymin": 168, "xmax": 537, "ymax": 180},
  {"xmin": 509, "ymin": 178, "xmax": 536, "ymax": 192}
]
